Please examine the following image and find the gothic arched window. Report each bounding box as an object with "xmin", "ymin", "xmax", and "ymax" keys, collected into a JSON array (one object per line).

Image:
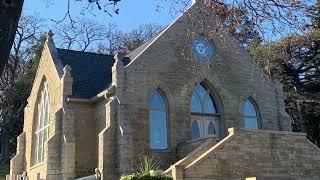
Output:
[
  {"xmin": 192, "ymin": 120, "xmax": 200, "ymax": 139},
  {"xmin": 243, "ymin": 99, "xmax": 260, "ymax": 129},
  {"xmin": 34, "ymin": 81, "xmax": 50, "ymax": 164},
  {"xmin": 149, "ymin": 90, "xmax": 168, "ymax": 149},
  {"xmin": 208, "ymin": 121, "xmax": 215, "ymax": 134},
  {"xmin": 190, "ymin": 84, "xmax": 218, "ymax": 139}
]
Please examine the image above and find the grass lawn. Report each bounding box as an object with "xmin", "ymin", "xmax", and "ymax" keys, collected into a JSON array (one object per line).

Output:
[{"xmin": 0, "ymin": 165, "xmax": 9, "ymax": 180}]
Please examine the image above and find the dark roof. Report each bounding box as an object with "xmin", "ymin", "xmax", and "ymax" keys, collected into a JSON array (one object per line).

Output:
[
  {"xmin": 56, "ymin": 30, "xmax": 156, "ymax": 98},
  {"xmin": 57, "ymin": 49, "xmax": 115, "ymax": 98}
]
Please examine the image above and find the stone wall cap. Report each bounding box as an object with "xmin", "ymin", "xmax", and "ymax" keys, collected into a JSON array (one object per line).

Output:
[{"xmin": 228, "ymin": 128, "xmax": 306, "ymax": 136}]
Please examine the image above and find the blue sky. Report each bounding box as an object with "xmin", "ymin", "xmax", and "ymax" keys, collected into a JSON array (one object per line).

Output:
[{"xmin": 22, "ymin": 0, "xmax": 189, "ymax": 32}]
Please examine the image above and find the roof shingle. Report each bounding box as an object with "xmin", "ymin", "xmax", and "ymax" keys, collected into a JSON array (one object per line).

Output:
[{"xmin": 57, "ymin": 49, "xmax": 115, "ymax": 98}]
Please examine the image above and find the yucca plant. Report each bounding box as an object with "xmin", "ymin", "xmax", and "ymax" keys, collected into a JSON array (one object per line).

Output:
[
  {"xmin": 139, "ymin": 156, "xmax": 160, "ymax": 175},
  {"xmin": 120, "ymin": 156, "xmax": 172, "ymax": 180}
]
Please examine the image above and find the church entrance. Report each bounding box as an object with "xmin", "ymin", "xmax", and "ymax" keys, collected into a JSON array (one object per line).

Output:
[{"xmin": 190, "ymin": 83, "xmax": 220, "ymax": 139}]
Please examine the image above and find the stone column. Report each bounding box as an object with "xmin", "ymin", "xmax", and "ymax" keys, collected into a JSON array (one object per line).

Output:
[
  {"xmin": 46, "ymin": 109, "xmax": 63, "ymax": 180},
  {"xmin": 171, "ymin": 165, "xmax": 184, "ymax": 180},
  {"xmin": 98, "ymin": 97, "xmax": 118, "ymax": 180},
  {"xmin": 60, "ymin": 65, "xmax": 76, "ymax": 180},
  {"xmin": 112, "ymin": 53, "xmax": 134, "ymax": 176}
]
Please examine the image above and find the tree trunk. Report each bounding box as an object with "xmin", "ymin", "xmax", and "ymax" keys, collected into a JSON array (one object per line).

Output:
[{"xmin": 0, "ymin": 0, "xmax": 24, "ymax": 75}]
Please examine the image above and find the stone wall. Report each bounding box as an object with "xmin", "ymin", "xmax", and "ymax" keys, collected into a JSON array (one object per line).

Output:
[
  {"xmin": 113, "ymin": 1, "xmax": 290, "ymax": 175},
  {"xmin": 9, "ymin": 33, "xmax": 76, "ymax": 180},
  {"xmin": 71, "ymin": 102, "xmax": 97, "ymax": 178},
  {"xmin": 97, "ymin": 98, "xmax": 118, "ymax": 180},
  {"xmin": 10, "ymin": 132, "xmax": 26, "ymax": 177},
  {"xmin": 167, "ymin": 128, "xmax": 320, "ymax": 180},
  {"xmin": 15, "ymin": 35, "xmax": 64, "ymax": 180}
]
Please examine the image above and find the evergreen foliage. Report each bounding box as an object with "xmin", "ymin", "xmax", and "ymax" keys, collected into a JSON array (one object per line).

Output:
[{"xmin": 120, "ymin": 156, "xmax": 172, "ymax": 180}]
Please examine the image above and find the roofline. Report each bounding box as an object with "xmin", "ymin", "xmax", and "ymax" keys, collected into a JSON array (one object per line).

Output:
[
  {"xmin": 67, "ymin": 85, "xmax": 115, "ymax": 104},
  {"xmin": 46, "ymin": 36, "xmax": 64, "ymax": 78},
  {"xmin": 124, "ymin": 4, "xmax": 194, "ymax": 67},
  {"xmin": 57, "ymin": 48, "xmax": 114, "ymax": 57}
]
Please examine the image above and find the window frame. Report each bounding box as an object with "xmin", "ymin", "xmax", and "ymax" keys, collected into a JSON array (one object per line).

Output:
[
  {"xmin": 243, "ymin": 98, "xmax": 261, "ymax": 129},
  {"xmin": 33, "ymin": 81, "xmax": 50, "ymax": 165},
  {"xmin": 190, "ymin": 84, "xmax": 219, "ymax": 140},
  {"xmin": 149, "ymin": 90, "xmax": 169, "ymax": 150}
]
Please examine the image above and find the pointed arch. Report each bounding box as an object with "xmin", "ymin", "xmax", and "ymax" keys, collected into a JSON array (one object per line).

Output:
[
  {"xmin": 190, "ymin": 83, "xmax": 217, "ymax": 114},
  {"xmin": 208, "ymin": 121, "xmax": 215, "ymax": 134},
  {"xmin": 33, "ymin": 80, "xmax": 50, "ymax": 164},
  {"xmin": 190, "ymin": 81, "xmax": 223, "ymax": 139},
  {"xmin": 192, "ymin": 120, "xmax": 200, "ymax": 139},
  {"xmin": 243, "ymin": 98, "xmax": 261, "ymax": 129},
  {"xmin": 149, "ymin": 90, "xmax": 168, "ymax": 149}
]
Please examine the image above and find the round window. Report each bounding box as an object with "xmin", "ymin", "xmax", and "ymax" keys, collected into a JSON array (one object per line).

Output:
[{"xmin": 192, "ymin": 35, "xmax": 214, "ymax": 62}]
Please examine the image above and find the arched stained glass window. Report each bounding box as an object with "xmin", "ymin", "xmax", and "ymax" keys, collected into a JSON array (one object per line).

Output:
[
  {"xmin": 191, "ymin": 84, "xmax": 216, "ymax": 114},
  {"xmin": 149, "ymin": 90, "xmax": 168, "ymax": 149},
  {"xmin": 34, "ymin": 81, "xmax": 50, "ymax": 164},
  {"xmin": 191, "ymin": 84, "xmax": 218, "ymax": 139},
  {"xmin": 243, "ymin": 99, "xmax": 259, "ymax": 129},
  {"xmin": 208, "ymin": 121, "xmax": 215, "ymax": 134},
  {"xmin": 192, "ymin": 121, "xmax": 200, "ymax": 139}
]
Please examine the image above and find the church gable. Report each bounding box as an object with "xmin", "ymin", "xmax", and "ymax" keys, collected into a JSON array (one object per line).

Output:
[
  {"xmin": 125, "ymin": 2, "xmax": 254, "ymax": 66},
  {"xmin": 123, "ymin": 1, "xmax": 272, "ymax": 93},
  {"xmin": 27, "ymin": 34, "xmax": 62, "ymax": 109}
]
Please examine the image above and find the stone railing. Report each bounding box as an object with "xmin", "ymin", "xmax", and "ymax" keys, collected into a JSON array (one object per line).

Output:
[{"xmin": 165, "ymin": 128, "xmax": 320, "ymax": 180}]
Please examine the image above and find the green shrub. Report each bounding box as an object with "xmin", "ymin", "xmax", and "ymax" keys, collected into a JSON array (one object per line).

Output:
[
  {"xmin": 120, "ymin": 173, "xmax": 172, "ymax": 180},
  {"xmin": 120, "ymin": 156, "xmax": 172, "ymax": 180},
  {"xmin": 0, "ymin": 165, "xmax": 9, "ymax": 179}
]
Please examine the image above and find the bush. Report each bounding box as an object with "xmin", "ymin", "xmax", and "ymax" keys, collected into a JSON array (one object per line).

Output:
[
  {"xmin": 120, "ymin": 156, "xmax": 172, "ymax": 180},
  {"xmin": 0, "ymin": 165, "xmax": 9, "ymax": 179},
  {"xmin": 120, "ymin": 173, "xmax": 172, "ymax": 180}
]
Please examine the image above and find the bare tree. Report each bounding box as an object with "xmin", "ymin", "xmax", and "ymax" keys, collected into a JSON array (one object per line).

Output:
[
  {"xmin": 96, "ymin": 25, "xmax": 125, "ymax": 55},
  {"xmin": 55, "ymin": 18, "xmax": 111, "ymax": 51},
  {"xmin": 158, "ymin": 0, "xmax": 311, "ymax": 39},
  {"xmin": 96, "ymin": 23, "xmax": 164, "ymax": 55},
  {"xmin": 121, "ymin": 23, "xmax": 164, "ymax": 52},
  {"xmin": 0, "ymin": 15, "xmax": 44, "ymax": 164}
]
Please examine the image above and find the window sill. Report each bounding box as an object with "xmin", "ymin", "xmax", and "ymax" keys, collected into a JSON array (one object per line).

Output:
[{"xmin": 150, "ymin": 148, "xmax": 171, "ymax": 153}]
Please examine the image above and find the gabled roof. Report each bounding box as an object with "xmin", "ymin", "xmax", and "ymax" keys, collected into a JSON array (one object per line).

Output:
[
  {"xmin": 55, "ymin": 4, "xmax": 187, "ymax": 99},
  {"xmin": 126, "ymin": 29, "xmax": 165, "ymax": 60},
  {"xmin": 57, "ymin": 49, "xmax": 115, "ymax": 98}
]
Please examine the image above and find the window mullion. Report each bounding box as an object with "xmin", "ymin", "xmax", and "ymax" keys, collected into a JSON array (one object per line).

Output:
[{"xmin": 34, "ymin": 83, "xmax": 50, "ymax": 164}]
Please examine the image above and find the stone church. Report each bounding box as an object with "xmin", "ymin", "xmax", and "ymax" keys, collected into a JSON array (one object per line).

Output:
[{"xmin": 8, "ymin": 0, "xmax": 320, "ymax": 180}]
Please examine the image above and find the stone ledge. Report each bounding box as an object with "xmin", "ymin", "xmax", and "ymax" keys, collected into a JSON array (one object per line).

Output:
[{"xmin": 228, "ymin": 128, "xmax": 306, "ymax": 136}]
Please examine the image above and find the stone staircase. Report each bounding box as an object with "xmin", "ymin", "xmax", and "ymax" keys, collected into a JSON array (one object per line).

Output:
[
  {"xmin": 164, "ymin": 128, "xmax": 320, "ymax": 180},
  {"xmin": 163, "ymin": 136, "xmax": 221, "ymax": 178}
]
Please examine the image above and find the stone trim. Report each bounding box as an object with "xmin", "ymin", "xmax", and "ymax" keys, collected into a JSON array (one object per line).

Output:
[
  {"xmin": 124, "ymin": 3, "xmax": 193, "ymax": 67},
  {"xmin": 10, "ymin": 132, "xmax": 26, "ymax": 177},
  {"xmin": 163, "ymin": 135, "xmax": 232, "ymax": 175},
  {"xmin": 184, "ymin": 132, "xmax": 235, "ymax": 169},
  {"xmin": 67, "ymin": 85, "xmax": 115, "ymax": 104},
  {"xmin": 45, "ymin": 31, "xmax": 64, "ymax": 78},
  {"xmin": 231, "ymin": 128, "xmax": 306, "ymax": 136}
]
